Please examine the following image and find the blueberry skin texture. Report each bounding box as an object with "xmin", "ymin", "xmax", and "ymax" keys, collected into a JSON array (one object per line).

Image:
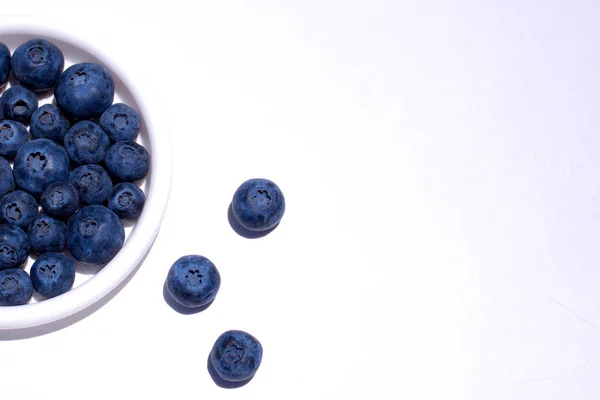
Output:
[
  {"xmin": 69, "ymin": 164, "xmax": 113, "ymax": 205},
  {"xmin": 30, "ymin": 104, "xmax": 70, "ymax": 142},
  {"xmin": 108, "ymin": 182, "xmax": 145, "ymax": 219},
  {"xmin": 0, "ymin": 268, "xmax": 33, "ymax": 306},
  {"xmin": 0, "ymin": 43, "xmax": 10, "ymax": 87},
  {"xmin": 0, "ymin": 156, "xmax": 14, "ymax": 198},
  {"xmin": 66, "ymin": 205, "xmax": 124, "ymax": 264},
  {"xmin": 0, "ymin": 120, "xmax": 29, "ymax": 159},
  {"xmin": 210, "ymin": 330, "xmax": 263, "ymax": 382},
  {"xmin": 11, "ymin": 39, "xmax": 65, "ymax": 91},
  {"xmin": 64, "ymin": 121, "xmax": 110, "ymax": 165},
  {"xmin": 100, "ymin": 103, "xmax": 141, "ymax": 142},
  {"xmin": 13, "ymin": 139, "xmax": 70, "ymax": 196},
  {"xmin": 0, "ymin": 190, "xmax": 39, "ymax": 231},
  {"xmin": 0, "ymin": 85, "xmax": 38, "ymax": 125},
  {"xmin": 166, "ymin": 255, "xmax": 221, "ymax": 308},
  {"xmin": 232, "ymin": 178, "xmax": 285, "ymax": 232},
  {"xmin": 30, "ymin": 252, "xmax": 74, "ymax": 298},
  {"xmin": 28, "ymin": 214, "xmax": 66, "ymax": 255},
  {"xmin": 40, "ymin": 182, "xmax": 79, "ymax": 219},
  {"xmin": 0, "ymin": 224, "xmax": 30, "ymax": 270},
  {"xmin": 104, "ymin": 140, "xmax": 149, "ymax": 182},
  {"xmin": 55, "ymin": 63, "xmax": 114, "ymax": 120}
]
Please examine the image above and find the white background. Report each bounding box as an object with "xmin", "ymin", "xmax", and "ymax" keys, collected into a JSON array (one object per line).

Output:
[{"xmin": 1, "ymin": 1, "xmax": 600, "ymax": 399}]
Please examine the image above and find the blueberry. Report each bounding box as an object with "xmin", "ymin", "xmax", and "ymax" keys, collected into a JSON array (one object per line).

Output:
[
  {"xmin": 28, "ymin": 214, "xmax": 66, "ymax": 254},
  {"xmin": 166, "ymin": 255, "xmax": 221, "ymax": 308},
  {"xmin": 0, "ymin": 268, "xmax": 32, "ymax": 306},
  {"xmin": 232, "ymin": 178, "xmax": 285, "ymax": 232},
  {"xmin": 0, "ymin": 120, "xmax": 29, "ymax": 159},
  {"xmin": 40, "ymin": 182, "xmax": 79, "ymax": 219},
  {"xmin": 104, "ymin": 140, "xmax": 149, "ymax": 182},
  {"xmin": 100, "ymin": 103, "xmax": 141, "ymax": 142},
  {"xmin": 69, "ymin": 164, "xmax": 113, "ymax": 205},
  {"xmin": 64, "ymin": 121, "xmax": 110, "ymax": 165},
  {"xmin": 66, "ymin": 205, "xmax": 124, "ymax": 264},
  {"xmin": 54, "ymin": 62, "xmax": 114, "ymax": 120},
  {"xmin": 0, "ymin": 156, "xmax": 14, "ymax": 198},
  {"xmin": 30, "ymin": 252, "xmax": 74, "ymax": 298},
  {"xmin": 13, "ymin": 139, "xmax": 70, "ymax": 196},
  {"xmin": 30, "ymin": 104, "xmax": 70, "ymax": 142},
  {"xmin": 11, "ymin": 38, "xmax": 64, "ymax": 91},
  {"xmin": 210, "ymin": 330, "xmax": 263, "ymax": 382},
  {"xmin": 108, "ymin": 182, "xmax": 145, "ymax": 219},
  {"xmin": 0, "ymin": 224, "xmax": 30, "ymax": 270},
  {"xmin": 0, "ymin": 85, "xmax": 38, "ymax": 125},
  {"xmin": 0, "ymin": 43, "xmax": 10, "ymax": 87},
  {"xmin": 0, "ymin": 190, "xmax": 38, "ymax": 231}
]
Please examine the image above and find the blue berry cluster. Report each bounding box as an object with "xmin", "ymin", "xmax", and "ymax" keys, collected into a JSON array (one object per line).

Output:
[{"xmin": 0, "ymin": 38, "xmax": 149, "ymax": 305}]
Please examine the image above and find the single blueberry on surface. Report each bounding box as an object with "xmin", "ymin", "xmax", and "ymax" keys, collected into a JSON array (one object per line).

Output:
[
  {"xmin": 28, "ymin": 214, "xmax": 66, "ymax": 254},
  {"xmin": 66, "ymin": 205, "xmax": 124, "ymax": 264},
  {"xmin": 64, "ymin": 121, "xmax": 110, "ymax": 165},
  {"xmin": 0, "ymin": 120, "xmax": 29, "ymax": 159},
  {"xmin": 54, "ymin": 62, "xmax": 114, "ymax": 120},
  {"xmin": 232, "ymin": 178, "xmax": 285, "ymax": 232},
  {"xmin": 0, "ymin": 224, "xmax": 30, "ymax": 270},
  {"xmin": 0, "ymin": 268, "xmax": 32, "ymax": 306},
  {"xmin": 30, "ymin": 252, "xmax": 74, "ymax": 298},
  {"xmin": 0, "ymin": 190, "xmax": 39, "ymax": 231},
  {"xmin": 0, "ymin": 156, "xmax": 14, "ymax": 198},
  {"xmin": 0, "ymin": 85, "xmax": 38, "ymax": 125},
  {"xmin": 166, "ymin": 255, "xmax": 221, "ymax": 308},
  {"xmin": 11, "ymin": 38, "xmax": 65, "ymax": 91},
  {"xmin": 210, "ymin": 330, "xmax": 263, "ymax": 383},
  {"xmin": 13, "ymin": 139, "xmax": 70, "ymax": 196},
  {"xmin": 100, "ymin": 103, "xmax": 141, "ymax": 142},
  {"xmin": 108, "ymin": 182, "xmax": 145, "ymax": 219},
  {"xmin": 0, "ymin": 43, "xmax": 10, "ymax": 87},
  {"xmin": 69, "ymin": 164, "xmax": 113, "ymax": 205},
  {"xmin": 40, "ymin": 182, "xmax": 79, "ymax": 219},
  {"xmin": 104, "ymin": 140, "xmax": 149, "ymax": 182},
  {"xmin": 30, "ymin": 104, "xmax": 70, "ymax": 142}
]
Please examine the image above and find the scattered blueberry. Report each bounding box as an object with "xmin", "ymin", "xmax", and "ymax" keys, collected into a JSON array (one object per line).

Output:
[
  {"xmin": 13, "ymin": 139, "xmax": 70, "ymax": 196},
  {"xmin": 66, "ymin": 205, "xmax": 124, "ymax": 264},
  {"xmin": 0, "ymin": 224, "xmax": 30, "ymax": 270},
  {"xmin": 40, "ymin": 182, "xmax": 79, "ymax": 219},
  {"xmin": 0, "ymin": 120, "xmax": 29, "ymax": 159},
  {"xmin": 108, "ymin": 182, "xmax": 145, "ymax": 219},
  {"xmin": 210, "ymin": 330, "xmax": 263, "ymax": 383},
  {"xmin": 69, "ymin": 164, "xmax": 113, "ymax": 205},
  {"xmin": 30, "ymin": 252, "xmax": 74, "ymax": 298},
  {"xmin": 0, "ymin": 43, "xmax": 10, "ymax": 87},
  {"xmin": 11, "ymin": 38, "xmax": 64, "ymax": 91},
  {"xmin": 0, "ymin": 156, "xmax": 14, "ymax": 198},
  {"xmin": 104, "ymin": 140, "xmax": 149, "ymax": 182},
  {"xmin": 0, "ymin": 190, "xmax": 39, "ymax": 231},
  {"xmin": 28, "ymin": 214, "xmax": 66, "ymax": 254},
  {"xmin": 0, "ymin": 85, "xmax": 38, "ymax": 125},
  {"xmin": 232, "ymin": 178, "xmax": 285, "ymax": 232},
  {"xmin": 64, "ymin": 121, "xmax": 110, "ymax": 165},
  {"xmin": 166, "ymin": 255, "xmax": 221, "ymax": 308},
  {"xmin": 30, "ymin": 104, "xmax": 70, "ymax": 142},
  {"xmin": 0, "ymin": 268, "xmax": 33, "ymax": 306},
  {"xmin": 100, "ymin": 103, "xmax": 141, "ymax": 142},
  {"xmin": 54, "ymin": 62, "xmax": 115, "ymax": 120}
]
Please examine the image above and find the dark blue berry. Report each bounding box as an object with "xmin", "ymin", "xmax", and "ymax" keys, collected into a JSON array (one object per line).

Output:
[
  {"xmin": 30, "ymin": 252, "xmax": 74, "ymax": 298},
  {"xmin": 232, "ymin": 178, "xmax": 285, "ymax": 232},
  {"xmin": 0, "ymin": 120, "xmax": 29, "ymax": 159},
  {"xmin": 104, "ymin": 140, "xmax": 149, "ymax": 182},
  {"xmin": 30, "ymin": 104, "xmax": 70, "ymax": 142},
  {"xmin": 13, "ymin": 139, "xmax": 70, "ymax": 196},
  {"xmin": 108, "ymin": 182, "xmax": 145, "ymax": 219},
  {"xmin": 0, "ymin": 268, "xmax": 32, "ymax": 306},
  {"xmin": 0, "ymin": 190, "xmax": 38, "ymax": 231},
  {"xmin": 63, "ymin": 121, "xmax": 110, "ymax": 165},
  {"xmin": 0, "ymin": 224, "xmax": 30, "ymax": 270},
  {"xmin": 69, "ymin": 164, "xmax": 113, "ymax": 205},
  {"xmin": 0, "ymin": 43, "xmax": 10, "ymax": 87},
  {"xmin": 0, "ymin": 85, "xmax": 38, "ymax": 125},
  {"xmin": 28, "ymin": 214, "xmax": 66, "ymax": 254},
  {"xmin": 100, "ymin": 103, "xmax": 141, "ymax": 142},
  {"xmin": 11, "ymin": 38, "xmax": 64, "ymax": 91},
  {"xmin": 0, "ymin": 156, "xmax": 14, "ymax": 198},
  {"xmin": 210, "ymin": 330, "xmax": 263, "ymax": 382},
  {"xmin": 166, "ymin": 255, "xmax": 221, "ymax": 308},
  {"xmin": 40, "ymin": 182, "xmax": 79, "ymax": 219}
]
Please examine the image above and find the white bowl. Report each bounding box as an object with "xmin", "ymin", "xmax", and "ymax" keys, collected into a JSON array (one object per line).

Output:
[{"xmin": 0, "ymin": 17, "xmax": 172, "ymax": 331}]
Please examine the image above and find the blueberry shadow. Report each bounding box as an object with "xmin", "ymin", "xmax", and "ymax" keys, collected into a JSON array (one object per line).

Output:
[
  {"xmin": 162, "ymin": 280, "xmax": 214, "ymax": 315},
  {"xmin": 227, "ymin": 203, "xmax": 279, "ymax": 239},
  {"xmin": 207, "ymin": 353, "xmax": 254, "ymax": 389}
]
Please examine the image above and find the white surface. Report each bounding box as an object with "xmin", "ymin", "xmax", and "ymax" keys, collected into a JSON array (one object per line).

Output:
[
  {"xmin": 1, "ymin": 1, "xmax": 600, "ymax": 399},
  {"xmin": 0, "ymin": 17, "xmax": 172, "ymax": 329}
]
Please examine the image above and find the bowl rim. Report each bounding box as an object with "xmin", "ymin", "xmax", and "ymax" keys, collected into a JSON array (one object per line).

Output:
[{"xmin": 0, "ymin": 16, "xmax": 173, "ymax": 330}]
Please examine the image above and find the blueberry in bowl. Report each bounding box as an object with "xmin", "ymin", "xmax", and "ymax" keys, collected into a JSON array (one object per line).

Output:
[
  {"xmin": 13, "ymin": 138, "xmax": 70, "ymax": 196},
  {"xmin": 30, "ymin": 252, "xmax": 75, "ymax": 299},
  {"xmin": 63, "ymin": 120, "xmax": 110, "ymax": 165},
  {"xmin": 108, "ymin": 182, "xmax": 145, "ymax": 219},
  {"xmin": 100, "ymin": 103, "xmax": 141, "ymax": 142},
  {"xmin": 0, "ymin": 224, "xmax": 30, "ymax": 270},
  {"xmin": 40, "ymin": 182, "xmax": 79, "ymax": 219},
  {"xmin": 104, "ymin": 140, "xmax": 150, "ymax": 182},
  {"xmin": 0, "ymin": 120, "xmax": 29, "ymax": 159},
  {"xmin": 69, "ymin": 164, "xmax": 113, "ymax": 206},
  {"xmin": 0, "ymin": 42, "xmax": 10, "ymax": 87},
  {"xmin": 0, "ymin": 85, "xmax": 38, "ymax": 125},
  {"xmin": 30, "ymin": 104, "xmax": 70, "ymax": 142},
  {"xmin": 0, "ymin": 268, "xmax": 33, "ymax": 306},
  {"xmin": 0, "ymin": 156, "xmax": 14, "ymax": 199},
  {"xmin": 28, "ymin": 214, "xmax": 66, "ymax": 255},
  {"xmin": 11, "ymin": 38, "xmax": 64, "ymax": 91},
  {"xmin": 0, "ymin": 190, "xmax": 39, "ymax": 231}
]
